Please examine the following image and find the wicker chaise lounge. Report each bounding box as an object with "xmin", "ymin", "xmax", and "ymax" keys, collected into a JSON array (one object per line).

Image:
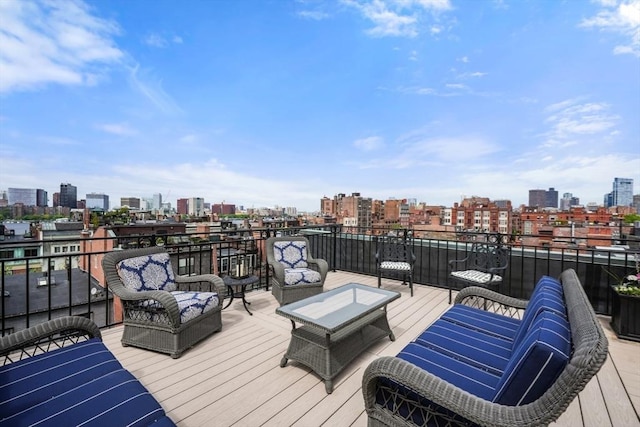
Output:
[
  {"xmin": 362, "ymin": 269, "xmax": 608, "ymax": 427},
  {"xmin": 103, "ymin": 247, "xmax": 225, "ymax": 358},
  {"xmin": 0, "ymin": 316, "xmax": 175, "ymax": 426}
]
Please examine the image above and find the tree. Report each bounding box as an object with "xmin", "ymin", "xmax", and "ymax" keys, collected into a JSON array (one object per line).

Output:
[{"xmin": 623, "ymin": 214, "xmax": 640, "ymax": 224}]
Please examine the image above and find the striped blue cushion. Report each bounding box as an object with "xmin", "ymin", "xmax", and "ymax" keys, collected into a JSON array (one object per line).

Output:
[
  {"xmin": 493, "ymin": 311, "xmax": 571, "ymax": 405},
  {"xmin": 398, "ymin": 342, "xmax": 500, "ymax": 401},
  {"xmin": 512, "ymin": 292, "xmax": 566, "ymax": 350},
  {"xmin": 440, "ymin": 304, "xmax": 521, "ymax": 341},
  {"xmin": 0, "ymin": 338, "xmax": 174, "ymax": 426},
  {"xmin": 414, "ymin": 320, "xmax": 512, "ymax": 376}
]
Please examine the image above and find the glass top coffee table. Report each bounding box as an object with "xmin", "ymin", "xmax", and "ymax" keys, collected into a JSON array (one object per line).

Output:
[{"xmin": 276, "ymin": 283, "xmax": 401, "ymax": 393}]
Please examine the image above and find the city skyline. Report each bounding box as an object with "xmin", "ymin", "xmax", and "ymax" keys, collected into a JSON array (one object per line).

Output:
[
  {"xmin": 3, "ymin": 176, "xmax": 636, "ymax": 213},
  {"xmin": 1, "ymin": 1, "xmax": 639, "ymax": 212}
]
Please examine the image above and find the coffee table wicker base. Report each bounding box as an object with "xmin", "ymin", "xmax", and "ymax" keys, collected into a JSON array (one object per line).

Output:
[{"xmin": 280, "ymin": 310, "xmax": 394, "ymax": 393}]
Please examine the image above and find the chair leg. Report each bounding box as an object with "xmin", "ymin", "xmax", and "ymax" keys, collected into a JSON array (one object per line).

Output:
[
  {"xmin": 377, "ymin": 270, "xmax": 382, "ymax": 288},
  {"xmin": 409, "ymin": 274, "xmax": 413, "ymax": 297}
]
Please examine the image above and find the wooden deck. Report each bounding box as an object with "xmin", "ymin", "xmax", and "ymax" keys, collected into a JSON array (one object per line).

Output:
[{"xmin": 102, "ymin": 271, "xmax": 640, "ymax": 427}]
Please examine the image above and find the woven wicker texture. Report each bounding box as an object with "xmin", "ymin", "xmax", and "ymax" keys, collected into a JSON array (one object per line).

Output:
[
  {"xmin": 103, "ymin": 247, "xmax": 225, "ymax": 358},
  {"xmin": 362, "ymin": 268, "xmax": 608, "ymax": 427}
]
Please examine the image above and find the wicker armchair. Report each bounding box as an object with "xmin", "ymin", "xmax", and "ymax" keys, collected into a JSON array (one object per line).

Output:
[
  {"xmin": 376, "ymin": 235, "xmax": 416, "ymax": 296},
  {"xmin": 266, "ymin": 236, "xmax": 328, "ymax": 305},
  {"xmin": 102, "ymin": 247, "xmax": 225, "ymax": 358}
]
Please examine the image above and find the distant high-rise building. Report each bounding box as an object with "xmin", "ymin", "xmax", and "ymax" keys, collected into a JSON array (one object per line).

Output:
[
  {"xmin": 60, "ymin": 183, "xmax": 77, "ymax": 209},
  {"xmin": 336, "ymin": 192, "xmax": 372, "ymax": 228},
  {"xmin": 187, "ymin": 197, "xmax": 204, "ymax": 216},
  {"xmin": 528, "ymin": 189, "xmax": 546, "ymax": 208},
  {"xmin": 8, "ymin": 188, "xmax": 47, "ymax": 207},
  {"xmin": 560, "ymin": 193, "xmax": 580, "ymax": 211},
  {"xmin": 529, "ymin": 188, "xmax": 557, "ymax": 208},
  {"xmin": 86, "ymin": 193, "xmax": 109, "ymax": 211},
  {"xmin": 612, "ymin": 177, "xmax": 633, "ymax": 207},
  {"xmin": 152, "ymin": 193, "xmax": 163, "ymax": 210},
  {"xmin": 177, "ymin": 198, "xmax": 188, "ymax": 215},
  {"xmin": 120, "ymin": 197, "xmax": 141, "ymax": 209},
  {"xmin": 545, "ymin": 187, "xmax": 558, "ymax": 208}
]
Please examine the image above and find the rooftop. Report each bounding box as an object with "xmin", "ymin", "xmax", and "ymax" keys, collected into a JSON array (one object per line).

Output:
[{"xmin": 101, "ymin": 271, "xmax": 639, "ymax": 427}]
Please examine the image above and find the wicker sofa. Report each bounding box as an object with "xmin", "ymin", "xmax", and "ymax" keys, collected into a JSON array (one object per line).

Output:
[
  {"xmin": 103, "ymin": 247, "xmax": 225, "ymax": 358},
  {"xmin": 362, "ymin": 268, "xmax": 608, "ymax": 427},
  {"xmin": 0, "ymin": 316, "xmax": 175, "ymax": 426}
]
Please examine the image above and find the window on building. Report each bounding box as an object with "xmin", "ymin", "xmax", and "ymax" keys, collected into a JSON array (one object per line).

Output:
[
  {"xmin": 178, "ymin": 257, "xmax": 195, "ymax": 276},
  {"xmin": 0, "ymin": 250, "xmax": 14, "ymax": 259},
  {"xmin": 24, "ymin": 248, "xmax": 38, "ymax": 257},
  {"xmin": 54, "ymin": 247, "xmax": 61, "ymax": 253}
]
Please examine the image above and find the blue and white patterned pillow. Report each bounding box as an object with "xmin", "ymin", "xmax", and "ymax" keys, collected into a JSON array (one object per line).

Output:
[
  {"xmin": 273, "ymin": 241, "xmax": 309, "ymax": 269},
  {"xmin": 117, "ymin": 253, "xmax": 177, "ymax": 292}
]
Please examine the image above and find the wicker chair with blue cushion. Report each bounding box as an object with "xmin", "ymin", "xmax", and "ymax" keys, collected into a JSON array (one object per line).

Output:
[
  {"xmin": 102, "ymin": 247, "xmax": 225, "ymax": 358},
  {"xmin": 266, "ymin": 236, "xmax": 328, "ymax": 305}
]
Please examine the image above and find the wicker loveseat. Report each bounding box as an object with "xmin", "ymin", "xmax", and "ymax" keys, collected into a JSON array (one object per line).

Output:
[
  {"xmin": 362, "ymin": 268, "xmax": 608, "ymax": 427},
  {"xmin": 0, "ymin": 316, "xmax": 175, "ymax": 426},
  {"xmin": 266, "ymin": 236, "xmax": 329, "ymax": 305},
  {"xmin": 103, "ymin": 247, "xmax": 225, "ymax": 358}
]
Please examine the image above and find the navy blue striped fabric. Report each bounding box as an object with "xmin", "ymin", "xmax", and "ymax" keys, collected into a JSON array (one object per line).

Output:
[
  {"xmin": 414, "ymin": 320, "xmax": 512, "ymax": 376},
  {"xmin": 440, "ymin": 304, "xmax": 521, "ymax": 341},
  {"xmin": 511, "ymin": 295, "xmax": 566, "ymax": 350},
  {"xmin": 492, "ymin": 311, "xmax": 571, "ymax": 405},
  {"xmin": 398, "ymin": 342, "xmax": 500, "ymax": 401},
  {"xmin": 0, "ymin": 338, "xmax": 174, "ymax": 426}
]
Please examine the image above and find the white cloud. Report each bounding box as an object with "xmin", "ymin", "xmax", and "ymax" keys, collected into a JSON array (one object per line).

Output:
[
  {"xmin": 96, "ymin": 123, "xmax": 138, "ymax": 136},
  {"xmin": 542, "ymin": 100, "xmax": 619, "ymax": 145},
  {"xmin": 342, "ymin": 0, "xmax": 452, "ymax": 38},
  {"xmin": 297, "ymin": 10, "xmax": 330, "ymax": 20},
  {"xmin": 144, "ymin": 33, "xmax": 168, "ymax": 48},
  {"xmin": 354, "ymin": 136, "xmax": 384, "ymax": 151},
  {"xmin": 580, "ymin": 0, "xmax": 640, "ymax": 57},
  {"xmin": 0, "ymin": 0, "xmax": 123, "ymax": 93},
  {"xmin": 127, "ymin": 64, "xmax": 183, "ymax": 115},
  {"xmin": 144, "ymin": 32, "xmax": 184, "ymax": 48}
]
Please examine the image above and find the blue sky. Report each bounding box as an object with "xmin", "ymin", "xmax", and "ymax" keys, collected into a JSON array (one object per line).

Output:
[{"xmin": 1, "ymin": 0, "xmax": 639, "ymax": 212}]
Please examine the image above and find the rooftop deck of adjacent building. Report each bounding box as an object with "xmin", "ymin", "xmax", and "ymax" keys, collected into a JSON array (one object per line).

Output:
[{"xmin": 101, "ymin": 271, "xmax": 640, "ymax": 427}]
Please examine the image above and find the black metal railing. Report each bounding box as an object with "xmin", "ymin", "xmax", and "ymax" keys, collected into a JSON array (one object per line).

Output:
[{"xmin": 1, "ymin": 225, "xmax": 636, "ymax": 335}]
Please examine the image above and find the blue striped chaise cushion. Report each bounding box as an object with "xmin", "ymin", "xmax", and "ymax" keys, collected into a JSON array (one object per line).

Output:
[{"xmin": 0, "ymin": 338, "xmax": 174, "ymax": 426}]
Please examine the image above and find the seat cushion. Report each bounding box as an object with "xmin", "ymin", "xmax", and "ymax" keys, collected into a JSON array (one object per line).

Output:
[
  {"xmin": 0, "ymin": 338, "xmax": 174, "ymax": 426},
  {"xmin": 138, "ymin": 291, "xmax": 220, "ymax": 323},
  {"xmin": 380, "ymin": 261, "xmax": 412, "ymax": 271},
  {"xmin": 441, "ymin": 304, "xmax": 521, "ymax": 342},
  {"xmin": 398, "ymin": 342, "xmax": 499, "ymax": 401},
  {"xmin": 117, "ymin": 252, "xmax": 177, "ymax": 292},
  {"xmin": 273, "ymin": 240, "xmax": 310, "ymax": 269},
  {"xmin": 414, "ymin": 320, "xmax": 512, "ymax": 376},
  {"xmin": 284, "ymin": 268, "xmax": 321, "ymax": 286},
  {"xmin": 451, "ymin": 270, "xmax": 503, "ymax": 284},
  {"xmin": 493, "ymin": 311, "xmax": 571, "ymax": 405}
]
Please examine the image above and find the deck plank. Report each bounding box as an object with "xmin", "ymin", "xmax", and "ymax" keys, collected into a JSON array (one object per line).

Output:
[{"xmin": 103, "ymin": 271, "xmax": 640, "ymax": 427}]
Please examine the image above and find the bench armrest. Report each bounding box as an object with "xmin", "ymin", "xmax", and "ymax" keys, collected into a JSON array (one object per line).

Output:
[
  {"xmin": 454, "ymin": 286, "xmax": 528, "ymax": 317},
  {"xmin": 1, "ymin": 316, "xmax": 101, "ymax": 363},
  {"xmin": 363, "ymin": 356, "xmax": 538, "ymax": 427}
]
